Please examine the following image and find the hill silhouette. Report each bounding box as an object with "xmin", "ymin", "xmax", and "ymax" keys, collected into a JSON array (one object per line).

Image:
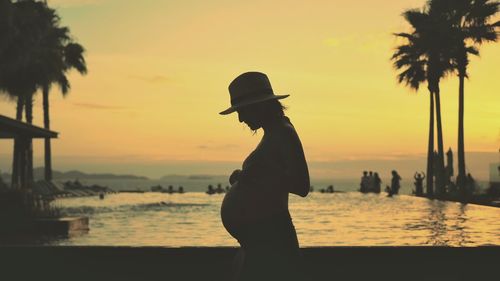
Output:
[{"xmin": 1, "ymin": 168, "xmax": 148, "ymax": 181}]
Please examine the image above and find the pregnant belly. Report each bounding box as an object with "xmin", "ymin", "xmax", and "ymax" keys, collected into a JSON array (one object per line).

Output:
[
  {"xmin": 220, "ymin": 181, "xmax": 287, "ymax": 239},
  {"xmin": 220, "ymin": 181, "xmax": 253, "ymax": 239}
]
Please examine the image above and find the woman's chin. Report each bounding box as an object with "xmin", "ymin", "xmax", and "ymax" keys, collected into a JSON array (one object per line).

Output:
[{"xmin": 247, "ymin": 123, "xmax": 260, "ymax": 130}]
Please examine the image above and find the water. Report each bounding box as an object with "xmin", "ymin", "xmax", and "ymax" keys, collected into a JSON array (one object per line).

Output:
[{"xmin": 48, "ymin": 191, "xmax": 500, "ymax": 247}]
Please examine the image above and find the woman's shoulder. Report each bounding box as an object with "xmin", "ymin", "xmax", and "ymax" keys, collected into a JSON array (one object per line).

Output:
[{"xmin": 270, "ymin": 117, "xmax": 298, "ymax": 139}]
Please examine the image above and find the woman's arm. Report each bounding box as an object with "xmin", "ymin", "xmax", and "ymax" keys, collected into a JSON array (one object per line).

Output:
[{"xmin": 277, "ymin": 125, "xmax": 310, "ymax": 197}]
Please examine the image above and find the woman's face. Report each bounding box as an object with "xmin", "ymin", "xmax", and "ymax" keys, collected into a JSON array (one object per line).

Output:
[{"xmin": 237, "ymin": 105, "xmax": 261, "ymax": 130}]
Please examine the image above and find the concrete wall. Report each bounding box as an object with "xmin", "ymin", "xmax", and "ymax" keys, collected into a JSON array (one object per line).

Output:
[{"xmin": 0, "ymin": 247, "xmax": 498, "ymax": 281}]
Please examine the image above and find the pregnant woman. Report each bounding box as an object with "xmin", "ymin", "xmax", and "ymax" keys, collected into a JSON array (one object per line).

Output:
[{"xmin": 219, "ymin": 72, "xmax": 310, "ymax": 281}]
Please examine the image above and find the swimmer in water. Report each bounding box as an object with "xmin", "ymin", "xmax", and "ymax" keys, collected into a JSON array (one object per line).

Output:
[{"xmin": 219, "ymin": 72, "xmax": 310, "ymax": 281}]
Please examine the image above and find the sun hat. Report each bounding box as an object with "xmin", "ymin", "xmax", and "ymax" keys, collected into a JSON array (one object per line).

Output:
[{"xmin": 219, "ymin": 72, "xmax": 289, "ymax": 115}]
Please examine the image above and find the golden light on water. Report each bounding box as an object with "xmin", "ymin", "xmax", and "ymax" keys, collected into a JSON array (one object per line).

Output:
[{"xmin": 54, "ymin": 193, "xmax": 500, "ymax": 247}]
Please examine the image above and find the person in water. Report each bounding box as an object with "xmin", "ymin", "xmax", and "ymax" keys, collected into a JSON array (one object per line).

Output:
[
  {"xmin": 373, "ymin": 172, "xmax": 382, "ymax": 193},
  {"xmin": 413, "ymin": 172, "xmax": 425, "ymax": 196},
  {"xmin": 389, "ymin": 170, "xmax": 402, "ymax": 195},
  {"xmin": 219, "ymin": 72, "xmax": 310, "ymax": 281},
  {"xmin": 360, "ymin": 171, "xmax": 369, "ymax": 192}
]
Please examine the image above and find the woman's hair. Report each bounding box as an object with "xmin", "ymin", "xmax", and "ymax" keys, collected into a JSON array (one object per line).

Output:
[
  {"xmin": 254, "ymin": 99, "xmax": 286, "ymax": 121},
  {"xmin": 241, "ymin": 99, "xmax": 287, "ymax": 133}
]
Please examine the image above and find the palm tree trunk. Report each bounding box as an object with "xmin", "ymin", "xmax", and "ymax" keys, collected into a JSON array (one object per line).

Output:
[
  {"xmin": 16, "ymin": 96, "xmax": 23, "ymax": 120},
  {"xmin": 426, "ymin": 91, "xmax": 435, "ymax": 197},
  {"xmin": 457, "ymin": 71, "xmax": 466, "ymax": 193},
  {"xmin": 11, "ymin": 95, "xmax": 24, "ymax": 188},
  {"xmin": 434, "ymin": 87, "xmax": 446, "ymax": 197},
  {"xmin": 18, "ymin": 138, "xmax": 27, "ymax": 189},
  {"xmin": 42, "ymin": 85, "xmax": 52, "ymax": 181},
  {"xmin": 24, "ymin": 94, "xmax": 34, "ymax": 187}
]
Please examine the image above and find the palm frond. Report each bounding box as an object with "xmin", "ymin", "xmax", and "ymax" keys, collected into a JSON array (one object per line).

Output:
[
  {"xmin": 64, "ymin": 43, "xmax": 87, "ymax": 74},
  {"xmin": 403, "ymin": 9, "xmax": 430, "ymax": 31},
  {"xmin": 57, "ymin": 75, "xmax": 70, "ymax": 96},
  {"xmin": 465, "ymin": 45, "xmax": 480, "ymax": 56}
]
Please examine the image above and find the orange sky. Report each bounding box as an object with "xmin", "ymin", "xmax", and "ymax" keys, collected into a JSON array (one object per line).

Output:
[{"xmin": 0, "ymin": 0, "xmax": 499, "ymax": 179}]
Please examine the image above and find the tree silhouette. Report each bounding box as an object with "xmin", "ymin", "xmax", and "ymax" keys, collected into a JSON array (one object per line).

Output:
[
  {"xmin": 37, "ymin": 6, "xmax": 87, "ymax": 181},
  {"xmin": 392, "ymin": 3, "xmax": 455, "ymax": 196},
  {"xmin": 0, "ymin": 0, "xmax": 47, "ymax": 186},
  {"xmin": 0, "ymin": 0, "xmax": 87, "ymax": 185},
  {"xmin": 445, "ymin": 0, "xmax": 499, "ymax": 192}
]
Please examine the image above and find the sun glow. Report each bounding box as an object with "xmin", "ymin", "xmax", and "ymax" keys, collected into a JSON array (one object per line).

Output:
[{"xmin": 1, "ymin": 0, "xmax": 499, "ymax": 179}]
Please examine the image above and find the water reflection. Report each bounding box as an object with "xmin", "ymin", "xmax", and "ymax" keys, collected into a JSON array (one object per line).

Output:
[
  {"xmin": 451, "ymin": 204, "xmax": 468, "ymax": 246},
  {"xmin": 425, "ymin": 200, "xmax": 448, "ymax": 246},
  {"xmin": 404, "ymin": 200, "xmax": 482, "ymax": 246},
  {"xmin": 6, "ymin": 192, "xmax": 498, "ymax": 247}
]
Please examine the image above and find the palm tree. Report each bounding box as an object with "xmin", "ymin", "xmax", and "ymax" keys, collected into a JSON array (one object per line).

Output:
[
  {"xmin": 0, "ymin": 0, "xmax": 43, "ymax": 187},
  {"xmin": 0, "ymin": 0, "xmax": 14, "ymax": 61},
  {"xmin": 0, "ymin": 1, "xmax": 86, "ymax": 183},
  {"xmin": 392, "ymin": 13, "xmax": 434, "ymax": 196},
  {"xmin": 425, "ymin": 0, "xmax": 460, "ymax": 196},
  {"xmin": 392, "ymin": 34, "xmax": 433, "ymax": 196},
  {"xmin": 445, "ymin": 0, "xmax": 499, "ymax": 193},
  {"xmin": 392, "ymin": 4, "xmax": 454, "ymax": 196},
  {"xmin": 15, "ymin": 0, "xmax": 54, "ymax": 185},
  {"xmin": 37, "ymin": 6, "xmax": 87, "ymax": 181}
]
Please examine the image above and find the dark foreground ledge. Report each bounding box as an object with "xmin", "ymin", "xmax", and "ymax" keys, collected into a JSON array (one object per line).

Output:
[{"xmin": 0, "ymin": 246, "xmax": 498, "ymax": 281}]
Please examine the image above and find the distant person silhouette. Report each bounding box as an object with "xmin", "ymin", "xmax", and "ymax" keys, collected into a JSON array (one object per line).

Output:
[
  {"xmin": 178, "ymin": 186, "xmax": 184, "ymax": 194},
  {"xmin": 360, "ymin": 171, "xmax": 369, "ymax": 193},
  {"xmin": 206, "ymin": 184, "xmax": 215, "ymax": 195},
  {"xmin": 219, "ymin": 72, "xmax": 310, "ymax": 281},
  {"xmin": 389, "ymin": 170, "xmax": 402, "ymax": 196},
  {"xmin": 368, "ymin": 171, "xmax": 374, "ymax": 191},
  {"xmin": 466, "ymin": 173, "xmax": 476, "ymax": 194},
  {"xmin": 320, "ymin": 185, "xmax": 334, "ymax": 193},
  {"xmin": 373, "ymin": 172, "xmax": 382, "ymax": 193},
  {"xmin": 216, "ymin": 183, "xmax": 225, "ymax": 194},
  {"xmin": 414, "ymin": 172, "xmax": 425, "ymax": 196}
]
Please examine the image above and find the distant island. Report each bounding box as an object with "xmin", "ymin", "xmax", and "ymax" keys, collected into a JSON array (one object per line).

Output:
[
  {"xmin": 0, "ymin": 170, "xmax": 230, "ymax": 182},
  {"xmin": 1, "ymin": 168, "xmax": 149, "ymax": 181}
]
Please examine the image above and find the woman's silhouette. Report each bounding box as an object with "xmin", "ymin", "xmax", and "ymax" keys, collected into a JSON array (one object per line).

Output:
[{"xmin": 220, "ymin": 72, "xmax": 310, "ymax": 281}]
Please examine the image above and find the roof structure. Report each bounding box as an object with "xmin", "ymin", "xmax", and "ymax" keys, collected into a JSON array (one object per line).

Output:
[{"xmin": 0, "ymin": 115, "xmax": 58, "ymax": 139}]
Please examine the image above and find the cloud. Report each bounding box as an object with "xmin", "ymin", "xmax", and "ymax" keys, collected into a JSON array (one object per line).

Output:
[
  {"xmin": 73, "ymin": 102, "xmax": 125, "ymax": 110},
  {"xmin": 324, "ymin": 38, "xmax": 341, "ymax": 47},
  {"xmin": 324, "ymin": 33, "xmax": 390, "ymax": 53},
  {"xmin": 336, "ymin": 153, "xmax": 425, "ymax": 162},
  {"xmin": 128, "ymin": 75, "xmax": 170, "ymax": 84},
  {"xmin": 197, "ymin": 144, "xmax": 239, "ymax": 150}
]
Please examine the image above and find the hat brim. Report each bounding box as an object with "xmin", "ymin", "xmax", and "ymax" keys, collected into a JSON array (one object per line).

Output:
[{"xmin": 219, "ymin": 94, "xmax": 289, "ymax": 115}]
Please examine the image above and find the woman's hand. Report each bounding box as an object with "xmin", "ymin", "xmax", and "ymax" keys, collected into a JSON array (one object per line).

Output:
[{"xmin": 229, "ymin": 169, "xmax": 242, "ymax": 185}]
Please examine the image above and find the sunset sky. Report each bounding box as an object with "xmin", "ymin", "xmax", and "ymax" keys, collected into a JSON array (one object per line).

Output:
[{"xmin": 0, "ymin": 0, "xmax": 499, "ymax": 179}]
